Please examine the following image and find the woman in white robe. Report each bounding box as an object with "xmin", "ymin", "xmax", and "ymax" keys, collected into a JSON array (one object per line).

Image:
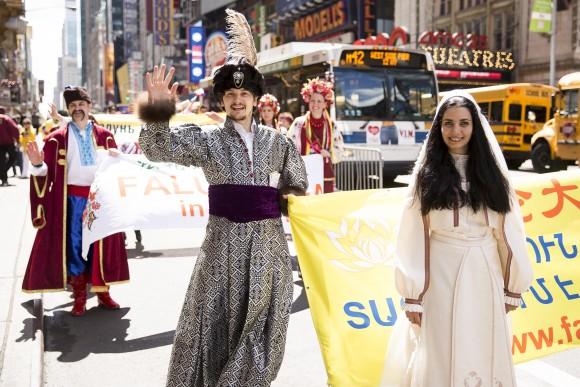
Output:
[{"xmin": 381, "ymin": 90, "xmax": 534, "ymax": 387}]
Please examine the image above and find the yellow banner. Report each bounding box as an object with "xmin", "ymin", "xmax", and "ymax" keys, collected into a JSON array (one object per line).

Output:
[
  {"xmin": 288, "ymin": 170, "xmax": 580, "ymax": 387},
  {"xmin": 93, "ymin": 113, "xmax": 226, "ymax": 145}
]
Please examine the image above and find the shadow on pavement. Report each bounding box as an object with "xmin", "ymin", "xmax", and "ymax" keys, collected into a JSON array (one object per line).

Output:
[
  {"xmin": 291, "ymin": 280, "xmax": 309, "ymax": 314},
  {"xmin": 43, "ymin": 307, "xmax": 175, "ymax": 362},
  {"xmin": 126, "ymin": 247, "xmax": 200, "ymax": 259},
  {"xmin": 15, "ymin": 300, "xmax": 41, "ymax": 343}
]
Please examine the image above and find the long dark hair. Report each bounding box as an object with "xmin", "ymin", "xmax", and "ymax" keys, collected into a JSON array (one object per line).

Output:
[{"xmin": 414, "ymin": 96, "xmax": 511, "ymax": 215}]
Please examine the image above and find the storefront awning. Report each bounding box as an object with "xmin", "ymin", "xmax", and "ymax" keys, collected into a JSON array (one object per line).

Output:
[{"xmin": 276, "ymin": 0, "xmax": 328, "ymax": 21}]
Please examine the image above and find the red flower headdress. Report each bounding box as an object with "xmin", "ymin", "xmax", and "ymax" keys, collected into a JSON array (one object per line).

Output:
[
  {"xmin": 257, "ymin": 93, "xmax": 280, "ymax": 114},
  {"xmin": 300, "ymin": 78, "xmax": 334, "ymax": 105}
]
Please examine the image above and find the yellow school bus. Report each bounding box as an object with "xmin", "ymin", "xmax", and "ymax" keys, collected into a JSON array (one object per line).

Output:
[
  {"xmin": 531, "ymin": 72, "xmax": 580, "ymax": 172},
  {"xmin": 441, "ymin": 83, "xmax": 558, "ymax": 169}
]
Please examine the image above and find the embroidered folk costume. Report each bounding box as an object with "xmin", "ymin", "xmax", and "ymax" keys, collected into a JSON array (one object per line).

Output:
[
  {"xmin": 288, "ymin": 78, "xmax": 342, "ymax": 193},
  {"xmin": 138, "ymin": 10, "xmax": 307, "ymax": 387},
  {"xmin": 381, "ymin": 91, "xmax": 533, "ymax": 387},
  {"xmin": 257, "ymin": 93, "xmax": 280, "ymax": 130},
  {"xmin": 24, "ymin": 87, "xmax": 128, "ymax": 316}
]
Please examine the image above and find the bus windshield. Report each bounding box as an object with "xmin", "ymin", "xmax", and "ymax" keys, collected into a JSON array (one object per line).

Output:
[{"xmin": 334, "ymin": 68, "xmax": 437, "ymax": 121}]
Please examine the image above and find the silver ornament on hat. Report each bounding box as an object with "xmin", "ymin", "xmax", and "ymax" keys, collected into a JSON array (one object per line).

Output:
[{"xmin": 233, "ymin": 70, "xmax": 244, "ymax": 88}]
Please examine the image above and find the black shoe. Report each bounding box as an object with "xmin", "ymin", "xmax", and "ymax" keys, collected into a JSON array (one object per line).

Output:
[{"xmin": 1, "ymin": 181, "xmax": 11, "ymax": 187}]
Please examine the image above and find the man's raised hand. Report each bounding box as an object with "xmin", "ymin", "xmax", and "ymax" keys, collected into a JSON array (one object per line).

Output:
[
  {"xmin": 145, "ymin": 64, "xmax": 179, "ymax": 103},
  {"xmin": 26, "ymin": 142, "xmax": 44, "ymax": 166}
]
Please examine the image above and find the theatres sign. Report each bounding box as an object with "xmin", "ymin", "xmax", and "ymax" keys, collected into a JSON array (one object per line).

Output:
[
  {"xmin": 354, "ymin": 27, "xmax": 515, "ymax": 71},
  {"xmin": 294, "ymin": 0, "xmax": 348, "ymax": 40}
]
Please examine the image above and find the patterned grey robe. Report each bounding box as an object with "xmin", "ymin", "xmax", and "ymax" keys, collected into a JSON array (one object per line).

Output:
[{"xmin": 139, "ymin": 117, "xmax": 308, "ymax": 387}]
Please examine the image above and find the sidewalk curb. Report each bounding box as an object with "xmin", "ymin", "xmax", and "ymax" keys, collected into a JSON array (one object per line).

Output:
[{"xmin": 30, "ymin": 296, "xmax": 43, "ymax": 387}]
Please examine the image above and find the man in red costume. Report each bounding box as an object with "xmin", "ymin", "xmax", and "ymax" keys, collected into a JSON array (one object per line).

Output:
[{"xmin": 23, "ymin": 86, "xmax": 129, "ymax": 316}]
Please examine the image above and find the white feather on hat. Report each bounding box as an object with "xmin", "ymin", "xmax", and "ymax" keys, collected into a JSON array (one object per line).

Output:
[{"xmin": 224, "ymin": 9, "xmax": 257, "ymax": 66}]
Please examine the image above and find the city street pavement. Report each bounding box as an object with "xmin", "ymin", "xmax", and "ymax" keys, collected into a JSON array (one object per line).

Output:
[{"xmin": 1, "ymin": 171, "xmax": 579, "ymax": 387}]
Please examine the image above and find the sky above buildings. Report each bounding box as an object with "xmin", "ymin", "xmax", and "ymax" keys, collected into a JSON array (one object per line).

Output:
[{"xmin": 25, "ymin": 0, "xmax": 66, "ymax": 114}]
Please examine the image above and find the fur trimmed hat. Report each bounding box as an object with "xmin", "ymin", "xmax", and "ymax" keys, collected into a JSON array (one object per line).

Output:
[
  {"xmin": 63, "ymin": 86, "xmax": 92, "ymax": 107},
  {"xmin": 213, "ymin": 64, "xmax": 264, "ymax": 99},
  {"xmin": 212, "ymin": 9, "xmax": 264, "ymax": 99}
]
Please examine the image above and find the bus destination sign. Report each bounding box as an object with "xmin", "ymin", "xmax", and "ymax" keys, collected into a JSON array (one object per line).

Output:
[{"xmin": 339, "ymin": 49, "xmax": 426, "ymax": 69}]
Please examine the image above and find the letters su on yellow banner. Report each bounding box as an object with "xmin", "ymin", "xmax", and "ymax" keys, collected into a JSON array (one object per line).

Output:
[{"xmin": 288, "ymin": 170, "xmax": 580, "ymax": 387}]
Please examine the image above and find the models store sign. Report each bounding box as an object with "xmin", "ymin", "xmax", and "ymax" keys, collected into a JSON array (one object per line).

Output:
[{"xmin": 293, "ymin": 0, "xmax": 348, "ymax": 40}]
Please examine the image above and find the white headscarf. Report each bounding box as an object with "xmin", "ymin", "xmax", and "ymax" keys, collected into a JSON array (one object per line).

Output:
[{"xmin": 407, "ymin": 89, "xmax": 525, "ymax": 231}]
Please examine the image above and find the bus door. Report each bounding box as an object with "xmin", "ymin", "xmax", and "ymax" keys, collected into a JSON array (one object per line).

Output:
[
  {"xmin": 504, "ymin": 102, "xmax": 524, "ymax": 149},
  {"xmin": 523, "ymin": 104, "xmax": 549, "ymax": 151}
]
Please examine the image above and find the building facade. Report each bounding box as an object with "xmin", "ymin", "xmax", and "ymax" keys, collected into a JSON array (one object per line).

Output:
[
  {"xmin": 394, "ymin": 0, "xmax": 580, "ymax": 89},
  {"xmin": 0, "ymin": 0, "xmax": 30, "ymax": 112},
  {"xmin": 55, "ymin": 0, "xmax": 81, "ymax": 109}
]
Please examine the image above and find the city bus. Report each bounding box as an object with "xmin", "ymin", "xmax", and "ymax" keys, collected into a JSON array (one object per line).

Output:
[
  {"xmin": 441, "ymin": 83, "xmax": 558, "ymax": 169},
  {"xmin": 256, "ymin": 42, "xmax": 438, "ymax": 183}
]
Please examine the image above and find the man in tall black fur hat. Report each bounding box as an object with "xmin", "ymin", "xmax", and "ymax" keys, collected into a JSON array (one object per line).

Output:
[{"xmin": 137, "ymin": 9, "xmax": 308, "ymax": 387}]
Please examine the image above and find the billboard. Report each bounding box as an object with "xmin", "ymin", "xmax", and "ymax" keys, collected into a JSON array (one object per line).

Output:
[
  {"xmin": 154, "ymin": 0, "xmax": 174, "ymax": 45},
  {"xmin": 188, "ymin": 26, "xmax": 206, "ymax": 83}
]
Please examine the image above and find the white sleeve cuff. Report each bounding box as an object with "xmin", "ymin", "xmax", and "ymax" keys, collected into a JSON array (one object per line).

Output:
[
  {"xmin": 504, "ymin": 295, "xmax": 522, "ymax": 307},
  {"xmin": 402, "ymin": 303, "xmax": 423, "ymax": 313},
  {"xmin": 30, "ymin": 162, "xmax": 48, "ymax": 177}
]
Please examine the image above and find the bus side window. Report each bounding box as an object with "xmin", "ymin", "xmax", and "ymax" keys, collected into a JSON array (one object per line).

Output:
[
  {"xmin": 525, "ymin": 105, "xmax": 547, "ymax": 123},
  {"xmin": 490, "ymin": 101, "xmax": 503, "ymax": 123},
  {"xmin": 508, "ymin": 103, "xmax": 522, "ymax": 122},
  {"xmin": 479, "ymin": 102, "xmax": 490, "ymax": 119},
  {"xmin": 564, "ymin": 90, "xmax": 578, "ymax": 114}
]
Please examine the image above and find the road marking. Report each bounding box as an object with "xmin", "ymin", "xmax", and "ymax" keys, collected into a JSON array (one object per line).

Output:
[{"xmin": 517, "ymin": 360, "xmax": 580, "ymax": 386}]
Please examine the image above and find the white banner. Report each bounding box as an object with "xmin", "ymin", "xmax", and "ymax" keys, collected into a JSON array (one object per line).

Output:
[{"xmin": 82, "ymin": 154, "xmax": 324, "ymax": 256}]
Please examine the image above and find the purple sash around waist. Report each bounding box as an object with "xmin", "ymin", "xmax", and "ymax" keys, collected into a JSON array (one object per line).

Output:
[{"xmin": 208, "ymin": 184, "xmax": 281, "ymax": 223}]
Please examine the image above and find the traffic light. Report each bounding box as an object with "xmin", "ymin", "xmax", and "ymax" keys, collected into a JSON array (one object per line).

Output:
[{"xmin": 38, "ymin": 80, "xmax": 44, "ymax": 100}]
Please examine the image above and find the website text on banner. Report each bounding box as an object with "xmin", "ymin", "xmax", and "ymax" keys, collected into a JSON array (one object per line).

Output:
[
  {"xmin": 288, "ymin": 170, "xmax": 580, "ymax": 387},
  {"xmin": 81, "ymin": 154, "xmax": 323, "ymax": 257}
]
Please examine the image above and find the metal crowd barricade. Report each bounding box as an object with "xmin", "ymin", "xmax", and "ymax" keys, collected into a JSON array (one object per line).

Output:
[{"xmin": 335, "ymin": 146, "xmax": 383, "ymax": 191}]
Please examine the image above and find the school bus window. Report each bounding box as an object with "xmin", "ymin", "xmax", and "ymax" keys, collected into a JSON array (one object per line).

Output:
[
  {"xmin": 479, "ymin": 102, "xmax": 490, "ymax": 119},
  {"xmin": 508, "ymin": 103, "xmax": 522, "ymax": 121},
  {"xmin": 525, "ymin": 105, "xmax": 547, "ymax": 123},
  {"xmin": 490, "ymin": 101, "xmax": 503, "ymax": 122},
  {"xmin": 563, "ymin": 90, "xmax": 578, "ymax": 114}
]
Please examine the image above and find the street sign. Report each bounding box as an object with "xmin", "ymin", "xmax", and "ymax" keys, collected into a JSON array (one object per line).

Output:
[{"xmin": 530, "ymin": 0, "xmax": 553, "ymax": 34}]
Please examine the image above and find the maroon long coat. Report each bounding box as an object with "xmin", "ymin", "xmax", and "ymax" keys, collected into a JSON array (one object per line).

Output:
[{"xmin": 22, "ymin": 123, "xmax": 129, "ymax": 293}]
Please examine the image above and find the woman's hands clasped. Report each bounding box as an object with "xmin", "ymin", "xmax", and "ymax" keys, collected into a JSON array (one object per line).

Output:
[{"xmin": 406, "ymin": 311, "xmax": 422, "ymax": 327}]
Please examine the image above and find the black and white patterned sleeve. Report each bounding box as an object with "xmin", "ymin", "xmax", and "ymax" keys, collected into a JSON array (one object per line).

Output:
[
  {"xmin": 139, "ymin": 122, "xmax": 210, "ymax": 167},
  {"xmin": 280, "ymin": 136, "xmax": 308, "ymax": 192}
]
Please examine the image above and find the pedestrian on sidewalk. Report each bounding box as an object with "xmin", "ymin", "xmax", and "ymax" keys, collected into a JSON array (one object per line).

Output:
[
  {"xmin": 19, "ymin": 118, "xmax": 36, "ymax": 178},
  {"xmin": 137, "ymin": 9, "xmax": 307, "ymax": 386},
  {"xmin": 380, "ymin": 90, "xmax": 533, "ymax": 387},
  {"xmin": 0, "ymin": 106, "xmax": 20, "ymax": 186},
  {"xmin": 288, "ymin": 78, "xmax": 343, "ymax": 193},
  {"xmin": 23, "ymin": 86, "xmax": 129, "ymax": 317}
]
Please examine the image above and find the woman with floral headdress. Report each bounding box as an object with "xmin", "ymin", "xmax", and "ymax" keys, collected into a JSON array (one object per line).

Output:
[
  {"xmin": 288, "ymin": 77, "xmax": 343, "ymax": 193},
  {"xmin": 258, "ymin": 93, "xmax": 280, "ymax": 130},
  {"xmin": 380, "ymin": 91, "xmax": 533, "ymax": 387}
]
